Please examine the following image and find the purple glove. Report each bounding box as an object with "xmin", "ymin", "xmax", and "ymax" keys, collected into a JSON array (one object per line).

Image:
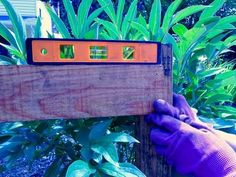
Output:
[
  {"xmin": 173, "ymin": 93, "xmax": 195, "ymax": 120},
  {"xmin": 154, "ymin": 94, "xmax": 211, "ymax": 129},
  {"xmin": 146, "ymin": 99, "xmax": 236, "ymax": 177},
  {"xmin": 150, "ymin": 94, "xmax": 194, "ymax": 123}
]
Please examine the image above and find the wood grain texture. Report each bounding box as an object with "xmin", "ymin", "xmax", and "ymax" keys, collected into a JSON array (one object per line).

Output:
[
  {"xmin": 0, "ymin": 64, "xmax": 169, "ymax": 122},
  {"xmin": 0, "ymin": 44, "xmax": 172, "ymax": 177},
  {"xmin": 135, "ymin": 44, "xmax": 172, "ymax": 177}
]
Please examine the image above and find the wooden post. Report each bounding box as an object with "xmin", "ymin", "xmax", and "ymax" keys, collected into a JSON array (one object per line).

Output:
[
  {"xmin": 0, "ymin": 44, "xmax": 172, "ymax": 177},
  {"xmin": 135, "ymin": 45, "xmax": 172, "ymax": 177}
]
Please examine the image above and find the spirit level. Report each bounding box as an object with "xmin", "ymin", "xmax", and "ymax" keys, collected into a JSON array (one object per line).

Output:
[{"xmin": 26, "ymin": 38, "xmax": 161, "ymax": 65}]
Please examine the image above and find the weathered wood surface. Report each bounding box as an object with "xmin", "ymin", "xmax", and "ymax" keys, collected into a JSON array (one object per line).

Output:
[
  {"xmin": 135, "ymin": 45, "xmax": 172, "ymax": 177},
  {"xmin": 0, "ymin": 44, "xmax": 173, "ymax": 177},
  {"xmin": 0, "ymin": 64, "xmax": 169, "ymax": 122},
  {"xmin": 136, "ymin": 116, "xmax": 172, "ymax": 177}
]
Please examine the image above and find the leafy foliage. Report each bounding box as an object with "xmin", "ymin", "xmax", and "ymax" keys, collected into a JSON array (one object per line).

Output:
[
  {"xmin": 0, "ymin": 0, "xmax": 236, "ymax": 176},
  {"xmin": 102, "ymin": 0, "xmax": 236, "ymax": 119},
  {"xmin": 0, "ymin": 118, "xmax": 140, "ymax": 177},
  {"xmin": 46, "ymin": 0, "xmax": 105, "ymax": 38},
  {"xmin": 0, "ymin": 0, "xmax": 41, "ymax": 64},
  {"xmin": 94, "ymin": 0, "xmax": 139, "ymax": 40},
  {"xmin": 66, "ymin": 120, "xmax": 144, "ymax": 177}
]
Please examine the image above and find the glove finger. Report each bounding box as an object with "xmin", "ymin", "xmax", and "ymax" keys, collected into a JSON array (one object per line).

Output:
[
  {"xmin": 153, "ymin": 99, "xmax": 180, "ymax": 118},
  {"xmin": 176, "ymin": 113, "xmax": 213, "ymax": 131},
  {"xmin": 189, "ymin": 121, "xmax": 213, "ymax": 132},
  {"xmin": 179, "ymin": 114, "xmax": 192, "ymax": 123},
  {"xmin": 146, "ymin": 114, "xmax": 182, "ymax": 133},
  {"xmin": 155, "ymin": 145, "xmax": 167, "ymax": 156},
  {"xmin": 150, "ymin": 128, "xmax": 171, "ymax": 145},
  {"xmin": 173, "ymin": 93, "xmax": 195, "ymax": 120}
]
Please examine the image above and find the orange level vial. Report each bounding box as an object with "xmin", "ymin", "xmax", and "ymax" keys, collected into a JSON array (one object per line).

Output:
[{"xmin": 26, "ymin": 38, "xmax": 161, "ymax": 64}]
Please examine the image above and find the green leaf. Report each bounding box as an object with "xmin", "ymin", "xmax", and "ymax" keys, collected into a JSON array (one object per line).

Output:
[
  {"xmin": 34, "ymin": 17, "xmax": 42, "ymax": 38},
  {"xmin": 0, "ymin": 23, "xmax": 17, "ymax": 49},
  {"xmin": 89, "ymin": 120, "xmax": 112, "ymax": 141},
  {"xmin": 97, "ymin": 0, "xmax": 116, "ymax": 23},
  {"xmin": 77, "ymin": 0, "xmax": 93, "ymax": 37},
  {"xmin": 215, "ymin": 70, "xmax": 236, "ymax": 80},
  {"xmin": 0, "ymin": 55, "xmax": 16, "ymax": 64},
  {"xmin": 197, "ymin": 67, "xmax": 225, "ymax": 78},
  {"xmin": 80, "ymin": 145, "xmax": 93, "ymax": 161},
  {"xmin": 131, "ymin": 21, "xmax": 150, "ymax": 40},
  {"xmin": 179, "ymin": 21, "xmax": 219, "ymax": 75},
  {"xmin": 156, "ymin": 28, "xmax": 165, "ymax": 41},
  {"xmin": 98, "ymin": 163, "xmax": 125, "ymax": 177},
  {"xmin": 84, "ymin": 26, "xmax": 99, "ymax": 39},
  {"xmin": 171, "ymin": 5, "xmax": 209, "ymax": 26},
  {"xmin": 91, "ymin": 143, "xmax": 119, "ymax": 166},
  {"xmin": 121, "ymin": 0, "xmax": 138, "ymax": 39},
  {"xmin": 78, "ymin": 128, "xmax": 90, "ymax": 145},
  {"xmin": 47, "ymin": 31, "xmax": 55, "ymax": 38},
  {"xmin": 63, "ymin": 0, "xmax": 79, "ymax": 37},
  {"xmin": 119, "ymin": 163, "xmax": 146, "ymax": 177},
  {"xmin": 194, "ymin": 16, "xmax": 220, "ymax": 28},
  {"xmin": 94, "ymin": 172, "xmax": 103, "ymax": 177},
  {"xmin": 209, "ymin": 30, "xmax": 232, "ymax": 44},
  {"xmin": 8, "ymin": 122, "xmax": 23, "ymax": 130},
  {"xmin": 162, "ymin": 33, "xmax": 180, "ymax": 59},
  {"xmin": 207, "ymin": 30, "xmax": 234, "ymax": 44},
  {"xmin": 0, "ymin": 60, "xmax": 11, "ymax": 65},
  {"xmin": 203, "ymin": 44, "xmax": 218, "ymax": 60},
  {"xmin": 0, "ymin": 0, "xmax": 26, "ymax": 55},
  {"xmin": 172, "ymin": 23, "xmax": 188, "ymax": 38},
  {"xmin": 44, "ymin": 159, "xmax": 63, "ymax": 177},
  {"xmin": 224, "ymin": 35, "xmax": 236, "ymax": 47},
  {"xmin": 215, "ymin": 15, "xmax": 236, "ymax": 27},
  {"xmin": 66, "ymin": 160, "xmax": 96, "ymax": 177},
  {"xmin": 205, "ymin": 79, "xmax": 223, "ymax": 89},
  {"xmin": 200, "ymin": 0, "xmax": 226, "ymax": 19},
  {"xmin": 205, "ymin": 74, "xmax": 236, "ymax": 89},
  {"xmin": 46, "ymin": 5, "xmax": 71, "ymax": 38},
  {"xmin": 100, "ymin": 31, "xmax": 113, "ymax": 40},
  {"xmin": 85, "ymin": 6, "xmax": 106, "ymax": 32},
  {"xmin": 96, "ymin": 18, "xmax": 120, "ymax": 39},
  {"xmin": 149, "ymin": 0, "xmax": 161, "ymax": 37},
  {"xmin": 137, "ymin": 14, "xmax": 147, "ymax": 27},
  {"xmin": 205, "ymin": 93, "xmax": 232, "ymax": 104},
  {"xmin": 92, "ymin": 152, "xmax": 103, "ymax": 164},
  {"xmin": 96, "ymin": 132, "xmax": 139, "ymax": 143},
  {"xmin": 0, "ymin": 135, "xmax": 25, "ymax": 159},
  {"xmin": 0, "ymin": 43, "xmax": 25, "ymax": 59},
  {"xmin": 116, "ymin": 0, "xmax": 125, "ymax": 29},
  {"xmin": 98, "ymin": 162, "xmax": 145, "ymax": 177},
  {"xmin": 162, "ymin": 0, "xmax": 183, "ymax": 33},
  {"xmin": 213, "ymin": 106, "xmax": 236, "ymax": 115}
]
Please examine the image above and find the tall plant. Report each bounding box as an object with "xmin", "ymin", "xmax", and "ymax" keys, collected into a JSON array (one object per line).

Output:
[
  {"xmin": 169, "ymin": 0, "xmax": 236, "ymax": 119},
  {"xmin": 97, "ymin": 0, "xmax": 236, "ymax": 119},
  {"xmin": 46, "ymin": 0, "xmax": 105, "ymax": 38},
  {"xmin": 95, "ymin": 0, "xmax": 139, "ymax": 40},
  {"xmin": 0, "ymin": 0, "xmax": 236, "ymax": 176},
  {"xmin": 0, "ymin": 0, "xmax": 41, "ymax": 64}
]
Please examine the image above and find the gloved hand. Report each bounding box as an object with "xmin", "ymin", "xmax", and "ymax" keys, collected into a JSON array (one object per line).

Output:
[
  {"xmin": 153, "ymin": 94, "xmax": 207, "ymax": 127},
  {"xmin": 146, "ymin": 98, "xmax": 236, "ymax": 177},
  {"xmin": 173, "ymin": 94, "xmax": 236, "ymax": 151}
]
